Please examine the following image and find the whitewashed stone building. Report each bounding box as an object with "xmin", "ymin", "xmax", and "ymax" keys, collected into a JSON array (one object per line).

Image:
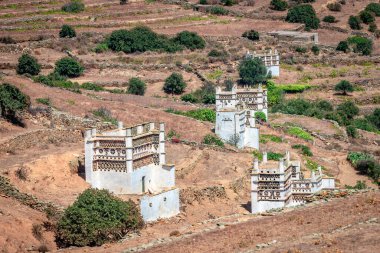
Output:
[
  {"xmin": 215, "ymin": 85, "xmax": 268, "ymax": 149},
  {"xmin": 245, "ymin": 49, "xmax": 280, "ymax": 77},
  {"xmin": 84, "ymin": 122, "xmax": 179, "ymax": 222},
  {"xmin": 251, "ymin": 151, "xmax": 335, "ymax": 213}
]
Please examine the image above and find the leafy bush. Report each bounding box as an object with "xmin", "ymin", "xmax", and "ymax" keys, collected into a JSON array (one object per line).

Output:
[
  {"xmin": 311, "ymin": 45, "xmax": 320, "ymax": 55},
  {"xmin": 94, "ymin": 43, "xmax": 108, "ymax": 53},
  {"xmin": 181, "ymin": 93, "xmax": 199, "ymax": 103},
  {"xmin": 238, "ymin": 58, "xmax": 268, "ymax": 85},
  {"xmin": 323, "ymin": 15, "xmax": 336, "ymax": 23},
  {"xmin": 347, "ymin": 152, "xmax": 373, "ymax": 166},
  {"xmin": 255, "ymin": 111, "xmax": 267, "ymax": 122},
  {"xmin": 337, "ymin": 101, "xmax": 359, "ymax": 119},
  {"xmin": 224, "ymin": 79, "xmax": 234, "ymax": 91},
  {"xmin": 352, "ymin": 118, "xmax": 378, "ymax": 133},
  {"xmin": 286, "ymin": 127, "xmax": 313, "ymax": 141},
  {"xmin": 59, "ymin": 25, "xmax": 76, "ymax": 38},
  {"xmin": 166, "ymin": 108, "xmax": 216, "ymax": 122},
  {"xmin": 80, "ymin": 82, "xmax": 104, "ymax": 91},
  {"xmin": 222, "ymin": 0, "xmax": 235, "ymax": 6},
  {"xmin": 107, "ymin": 27, "xmax": 182, "ymax": 54},
  {"xmin": 355, "ymin": 159, "xmax": 380, "ymax": 182},
  {"xmin": 260, "ymin": 134, "xmax": 282, "ymax": 144},
  {"xmin": 207, "ymin": 6, "xmax": 229, "ymax": 15},
  {"xmin": 285, "ymin": 4, "xmax": 320, "ymax": 30},
  {"xmin": 0, "ymin": 83, "xmax": 30, "ymax": 124},
  {"xmin": 368, "ymin": 23, "xmax": 377, "ymax": 33},
  {"xmin": 202, "ymin": 134, "xmax": 224, "ymax": 147},
  {"xmin": 56, "ymin": 189, "xmax": 144, "ymax": 247},
  {"xmin": 33, "ymin": 72, "xmax": 81, "ymax": 93},
  {"xmin": 295, "ymin": 46, "xmax": 307, "ymax": 53},
  {"xmin": 199, "ymin": 0, "xmax": 207, "ymax": 4},
  {"xmin": 242, "ymin": 30, "xmax": 259, "ymax": 41},
  {"xmin": 278, "ymin": 84, "xmax": 311, "ymax": 93},
  {"xmin": 267, "ymin": 152, "xmax": 283, "ymax": 161},
  {"xmin": 367, "ymin": 108, "xmax": 380, "ymax": 129},
  {"xmin": 61, "ymin": 0, "xmax": 85, "ymax": 13},
  {"xmin": 327, "ymin": 2, "xmax": 341, "ymax": 12},
  {"xmin": 365, "ymin": 3, "xmax": 380, "ymax": 16},
  {"xmin": 292, "ymin": 144, "xmax": 313, "ymax": 156},
  {"xmin": 347, "ymin": 36, "xmax": 373, "ymax": 55},
  {"xmin": 0, "ymin": 36, "xmax": 16, "ymax": 44},
  {"xmin": 92, "ymin": 107, "xmax": 118, "ymax": 125},
  {"xmin": 359, "ymin": 10, "xmax": 375, "ymax": 24},
  {"xmin": 163, "ymin": 72, "xmax": 186, "ymax": 95},
  {"xmin": 208, "ymin": 49, "xmax": 227, "ymax": 58},
  {"xmin": 336, "ymin": 40, "xmax": 349, "ymax": 52},
  {"xmin": 348, "ymin": 15, "xmax": 361, "ymax": 30},
  {"xmin": 345, "ymin": 180, "xmax": 367, "ymax": 190},
  {"xmin": 127, "ymin": 77, "xmax": 146, "ymax": 96},
  {"xmin": 346, "ymin": 125, "xmax": 358, "ymax": 138},
  {"xmin": 16, "ymin": 54, "xmax": 41, "ymax": 76},
  {"xmin": 36, "ymin": 97, "xmax": 51, "ymax": 106},
  {"xmin": 266, "ymin": 81, "xmax": 283, "ymax": 106},
  {"xmin": 54, "ymin": 57, "xmax": 84, "ymax": 77},
  {"xmin": 191, "ymin": 82, "xmax": 216, "ymax": 104},
  {"xmin": 334, "ymin": 80, "xmax": 353, "ymax": 95},
  {"xmin": 270, "ymin": 0, "xmax": 288, "ymax": 11},
  {"xmin": 172, "ymin": 31, "xmax": 205, "ymax": 51}
]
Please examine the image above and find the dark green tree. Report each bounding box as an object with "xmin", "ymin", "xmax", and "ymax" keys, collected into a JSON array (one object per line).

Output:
[
  {"xmin": 359, "ymin": 10, "xmax": 375, "ymax": 24},
  {"xmin": 16, "ymin": 53, "xmax": 41, "ymax": 76},
  {"xmin": 285, "ymin": 4, "xmax": 320, "ymax": 30},
  {"xmin": 59, "ymin": 25, "xmax": 76, "ymax": 38},
  {"xmin": 367, "ymin": 108, "xmax": 380, "ymax": 129},
  {"xmin": 172, "ymin": 31, "xmax": 205, "ymax": 51},
  {"xmin": 368, "ymin": 23, "xmax": 377, "ymax": 33},
  {"xmin": 238, "ymin": 57, "xmax": 268, "ymax": 85},
  {"xmin": 337, "ymin": 101, "xmax": 359, "ymax": 119},
  {"xmin": 323, "ymin": 15, "xmax": 336, "ymax": 23},
  {"xmin": 348, "ymin": 15, "xmax": 361, "ymax": 30},
  {"xmin": 127, "ymin": 77, "xmax": 146, "ymax": 96},
  {"xmin": 334, "ymin": 80, "xmax": 353, "ymax": 95},
  {"xmin": 61, "ymin": 0, "xmax": 85, "ymax": 13},
  {"xmin": 0, "ymin": 83, "xmax": 30, "ymax": 124},
  {"xmin": 336, "ymin": 40, "xmax": 349, "ymax": 52},
  {"xmin": 365, "ymin": 3, "xmax": 380, "ymax": 16},
  {"xmin": 270, "ymin": 0, "xmax": 288, "ymax": 11},
  {"xmin": 56, "ymin": 189, "xmax": 144, "ymax": 247},
  {"xmin": 347, "ymin": 36, "xmax": 373, "ymax": 56},
  {"xmin": 311, "ymin": 45, "xmax": 320, "ymax": 55},
  {"xmin": 242, "ymin": 30, "xmax": 260, "ymax": 41},
  {"xmin": 163, "ymin": 72, "xmax": 187, "ymax": 95},
  {"xmin": 54, "ymin": 57, "xmax": 84, "ymax": 77}
]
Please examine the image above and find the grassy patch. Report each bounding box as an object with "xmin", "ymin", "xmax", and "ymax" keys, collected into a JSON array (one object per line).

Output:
[
  {"xmin": 202, "ymin": 134, "xmax": 224, "ymax": 147},
  {"xmin": 260, "ymin": 134, "xmax": 282, "ymax": 144},
  {"xmin": 286, "ymin": 127, "xmax": 313, "ymax": 141},
  {"xmin": 206, "ymin": 69, "xmax": 223, "ymax": 80},
  {"xmin": 292, "ymin": 144, "xmax": 313, "ymax": 156},
  {"xmin": 165, "ymin": 108, "xmax": 215, "ymax": 123},
  {"xmin": 35, "ymin": 97, "xmax": 51, "ymax": 106},
  {"xmin": 92, "ymin": 107, "xmax": 117, "ymax": 125},
  {"xmin": 277, "ymin": 84, "xmax": 312, "ymax": 93},
  {"xmin": 305, "ymin": 158, "xmax": 323, "ymax": 171}
]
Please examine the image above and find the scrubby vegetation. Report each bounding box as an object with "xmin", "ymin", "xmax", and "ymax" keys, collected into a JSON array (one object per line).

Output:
[
  {"xmin": 347, "ymin": 152, "xmax": 380, "ymax": 183},
  {"xmin": 61, "ymin": 0, "xmax": 85, "ymax": 13},
  {"xmin": 336, "ymin": 40, "xmax": 349, "ymax": 53},
  {"xmin": 348, "ymin": 16, "xmax": 361, "ymax": 30},
  {"xmin": 238, "ymin": 58, "xmax": 268, "ymax": 85},
  {"xmin": 163, "ymin": 72, "xmax": 187, "ymax": 95},
  {"xmin": 55, "ymin": 57, "xmax": 84, "ymax": 78},
  {"xmin": 165, "ymin": 108, "xmax": 216, "ymax": 122},
  {"xmin": 286, "ymin": 126, "xmax": 313, "ymax": 141},
  {"xmin": 285, "ymin": 4, "xmax": 320, "ymax": 30},
  {"xmin": 17, "ymin": 53, "xmax": 41, "ymax": 76},
  {"xmin": 92, "ymin": 107, "xmax": 118, "ymax": 125},
  {"xmin": 365, "ymin": 3, "xmax": 380, "ymax": 16},
  {"xmin": 359, "ymin": 10, "xmax": 375, "ymax": 24},
  {"xmin": 334, "ymin": 80, "xmax": 353, "ymax": 95},
  {"xmin": 327, "ymin": 2, "xmax": 341, "ymax": 12},
  {"xmin": 260, "ymin": 134, "xmax": 282, "ymax": 144},
  {"xmin": 277, "ymin": 84, "xmax": 311, "ymax": 93},
  {"xmin": 56, "ymin": 189, "xmax": 144, "ymax": 247},
  {"xmin": 182, "ymin": 82, "xmax": 216, "ymax": 104},
  {"xmin": 292, "ymin": 144, "xmax": 313, "ymax": 156},
  {"xmin": 202, "ymin": 134, "xmax": 224, "ymax": 147},
  {"xmin": 80, "ymin": 82, "xmax": 104, "ymax": 92},
  {"xmin": 172, "ymin": 31, "xmax": 205, "ymax": 51},
  {"xmin": 206, "ymin": 6, "xmax": 229, "ymax": 15},
  {"xmin": 255, "ymin": 111, "xmax": 267, "ymax": 122},
  {"xmin": 267, "ymin": 152, "xmax": 283, "ymax": 161},
  {"xmin": 36, "ymin": 97, "xmax": 51, "ymax": 106},
  {"xmin": 0, "ymin": 83, "xmax": 30, "ymax": 125},
  {"xmin": 347, "ymin": 36, "xmax": 373, "ymax": 55},
  {"xmin": 242, "ymin": 30, "xmax": 259, "ymax": 41},
  {"xmin": 323, "ymin": 15, "xmax": 336, "ymax": 23},
  {"xmin": 59, "ymin": 25, "xmax": 76, "ymax": 38},
  {"xmin": 127, "ymin": 77, "xmax": 146, "ymax": 96},
  {"xmin": 270, "ymin": 0, "xmax": 288, "ymax": 11},
  {"xmin": 33, "ymin": 73, "xmax": 81, "ymax": 93}
]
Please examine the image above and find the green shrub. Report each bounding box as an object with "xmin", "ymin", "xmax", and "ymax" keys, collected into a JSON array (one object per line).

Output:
[
  {"xmin": 365, "ymin": 3, "xmax": 380, "ymax": 16},
  {"xmin": 355, "ymin": 159, "xmax": 380, "ymax": 182},
  {"xmin": 222, "ymin": 0, "xmax": 235, "ymax": 6},
  {"xmin": 242, "ymin": 30, "xmax": 259, "ymax": 41},
  {"xmin": 224, "ymin": 79, "xmax": 234, "ymax": 91},
  {"xmin": 202, "ymin": 134, "xmax": 224, "ymax": 147},
  {"xmin": 323, "ymin": 15, "xmax": 336, "ymax": 23},
  {"xmin": 199, "ymin": 0, "xmax": 207, "ymax": 4},
  {"xmin": 238, "ymin": 57, "xmax": 268, "ymax": 85},
  {"xmin": 166, "ymin": 108, "xmax": 216, "ymax": 122},
  {"xmin": 327, "ymin": 2, "xmax": 341, "ymax": 12},
  {"xmin": 0, "ymin": 83, "xmax": 30, "ymax": 123},
  {"xmin": 127, "ymin": 77, "xmax": 146, "ymax": 96},
  {"xmin": 346, "ymin": 125, "xmax": 358, "ymax": 138},
  {"xmin": 337, "ymin": 101, "xmax": 359, "ymax": 119},
  {"xmin": 347, "ymin": 36, "xmax": 373, "ymax": 55},
  {"xmin": 295, "ymin": 46, "xmax": 307, "ymax": 53},
  {"xmin": 345, "ymin": 180, "xmax": 367, "ymax": 190},
  {"xmin": 56, "ymin": 189, "xmax": 144, "ymax": 247},
  {"xmin": 93, "ymin": 107, "xmax": 118, "ymax": 125},
  {"xmin": 33, "ymin": 72, "xmax": 81, "ymax": 93},
  {"xmin": 54, "ymin": 57, "xmax": 84, "ymax": 77},
  {"xmin": 255, "ymin": 111, "xmax": 267, "ymax": 122},
  {"xmin": 292, "ymin": 144, "xmax": 313, "ymax": 156},
  {"xmin": 278, "ymin": 84, "xmax": 311, "ymax": 93},
  {"xmin": 311, "ymin": 45, "xmax": 320, "ymax": 55},
  {"xmin": 352, "ymin": 118, "xmax": 378, "ymax": 133},
  {"xmin": 334, "ymin": 80, "xmax": 353, "ymax": 95},
  {"xmin": 163, "ymin": 72, "xmax": 186, "ymax": 95},
  {"xmin": 336, "ymin": 40, "xmax": 349, "ymax": 52},
  {"xmin": 80, "ymin": 82, "xmax": 104, "ymax": 91},
  {"xmin": 348, "ymin": 15, "xmax": 361, "ymax": 30},
  {"xmin": 181, "ymin": 93, "xmax": 199, "ymax": 103},
  {"xmin": 94, "ymin": 43, "xmax": 108, "ymax": 53},
  {"xmin": 59, "ymin": 25, "xmax": 76, "ymax": 38},
  {"xmin": 286, "ymin": 127, "xmax": 313, "ymax": 141},
  {"xmin": 191, "ymin": 82, "xmax": 216, "ymax": 104},
  {"xmin": 260, "ymin": 134, "xmax": 282, "ymax": 144},
  {"xmin": 172, "ymin": 31, "xmax": 205, "ymax": 51},
  {"xmin": 359, "ymin": 10, "xmax": 375, "ymax": 24},
  {"xmin": 208, "ymin": 49, "xmax": 227, "ymax": 58},
  {"xmin": 267, "ymin": 152, "xmax": 283, "ymax": 161},
  {"xmin": 61, "ymin": 0, "xmax": 85, "ymax": 13},
  {"xmin": 266, "ymin": 81, "xmax": 283, "ymax": 106},
  {"xmin": 270, "ymin": 0, "xmax": 288, "ymax": 11},
  {"xmin": 16, "ymin": 53, "xmax": 41, "ymax": 76},
  {"xmin": 368, "ymin": 23, "xmax": 377, "ymax": 33},
  {"xmin": 285, "ymin": 4, "xmax": 320, "ymax": 30},
  {"xmin": 36, "ymin": 97, "xmax": 51, "ymax": 106},
  {"xmin": 367, "ymin": 108, "xmax": 380, "ymax": 129},
  {"xmin": 207, "ymin": 6, "xmax": 228, "ymax": 15},
  {"xmin": 347, "ymin": 152, "xmax": 373, "ymax": 166}
]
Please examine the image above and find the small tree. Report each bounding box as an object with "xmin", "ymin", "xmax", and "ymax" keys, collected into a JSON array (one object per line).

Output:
[
  {"xmin": 346, "ymin": 125, "xmax": 358, "ymax": 138},
  {"xmin": 323, "ymin": 15, "xmax": 336, "ymax": 23},
  {"xmin": 255, "ymin": 111, "xmax": 267, "ymax": 122},
  {"xmin": 347, "ymin": 36, "xmax": 373, "ymax": 56},
  {"xmin": 61, "ymin": 0, "xmax": 85, "ymax": 13},
  {"xmin": 311, "ymin": 45, "xmax": 320, "ymax": 55},
  {"xmin": 242, "ymin": 30, "xmax": 260, "ymax": 41},
  {"xmin": 0, "ymin": 83, "xmax": 30, "ymax": 124},
  {"xmin": 172, "ymin": 31, "xmax": 205, "ymax": 51},
  {"xmin": 348, "ymin": 15, "xmax": 361, "ymax": 30},
  {"xmin": 336, "ymin": 40, "xmax": 349, "ymax": 52},
  {"xmin": 327, "ymin": 2, "xmax": 341, "ymax": 12},
  {"xmin": 127, "ymin": 77, "xmax": 146, "ymax": 96},
  {"xmin": 163, "ymin": 72, "xmax": 187, "ymax": 95},
  {"xmin": 359, "ymin": 10, "xmax": 375, "ymax": 24},
  {"xmin": 337, "ymin": 101, "xmax": 359, "ymax": 119},
  {"xmin": 56, "ymin": 189, "xmax": 144, "ymax": 247},
  {"xmin": 365, "ymin": 3, "xmax": 380, "ymax": 16},
  {"xmin": 270, "ymin": 0, "xmax": 288, "ymax": 11},
  {"xmin": 54, "ymin": 57, "xmax": 84, "ymax": 77},
  {"xmin": 285, "ymin": 4, "xmax": 320, "ymax": 30},
  {"xmin": 59, "ymin": 25, "xmax": 76, "ymax": 38},
  {"xmin": 238, "ymin": 58, "xmax": 268, "ymax": 85},
  {"xmin": 16, "ymin": 53, "xmax": 41, "ymax": 76},
  {"xmin": 368, "ymin": 23, "xmax": 377, "ymax": 33},
  {"xmin": 335, "ymin": 80, "xmax": 353, "ymax": 95}
]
